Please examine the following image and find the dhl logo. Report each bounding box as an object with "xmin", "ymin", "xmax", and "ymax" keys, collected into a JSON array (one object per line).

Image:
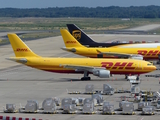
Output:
[
  {"xmin": 15, "ymin": 48, "xmax": 30, "ymax": 52},
  {"xmin": 101, "ymin": 62, "xmax": 135, "ymax": 69},
  {"xmin": 66, "ymin": 41, "xmax": 77, "ymax": 44},
  {"xmin": 72, "ymin": 30, "xmax": 81, "ymax": 40},
  {"xmin": 137, "ymin": 50, "xmax": 160, "ymax": 56}
]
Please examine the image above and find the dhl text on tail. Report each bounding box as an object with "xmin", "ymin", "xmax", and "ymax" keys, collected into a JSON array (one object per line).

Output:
[{"xmin": 7, "ymin": 33, "xmax": 156, "ymax": 80}]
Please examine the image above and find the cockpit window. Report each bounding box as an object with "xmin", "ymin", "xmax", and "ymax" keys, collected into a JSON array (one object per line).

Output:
[{"xmin": 147, "ymin": 64, "xmax": 152, "ymax": 66}]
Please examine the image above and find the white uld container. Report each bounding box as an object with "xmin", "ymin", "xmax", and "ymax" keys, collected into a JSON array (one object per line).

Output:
[
  {"xmin": 42, "ymin": 98, "xmax": 57, "ymax": 113},
  {"xmin": 103, "ymin": 84, "xmax": 114, "ymax": 94},
  {"xmin": 103, "ymin": 104, "xmax": 114, "ymax": 113},
  {"xmin": 142, "ymin": 106, "xmax": 154, "ymax": 114},
  {"xmin": 85, "ymin": 84, "xmax": 94, "ymax": 93},
  {"xmin": 25, "ymin": 100, "xmax": 39, "ymax": 112},
  {"xmin": 138, "ymin": 102, "xmax": 151, "ymax": 110},
  {"xmin": 5, "ymin": 104, "xmax": 16, "ymax": 112},
  {"xmin": 83, "ymin": 103, "xmax": 94, "ymax": 113},
  {"xmin": 63, "ymin": 104, "xmax": 77, "ymax": 113},
  {"xmin": 122, "ymin": 102, "xmax": 134, "ymax": 114},
  {"xmin": 61, "ymin": 98, "xmax": 72, "ymax": 109},
  {"xmin": 84, "ymin": 98, "xmax": 97, "ymax": 106},
  {"xmin": 92, "ymin": 94, "xmax": 103, "ymax": 105}
]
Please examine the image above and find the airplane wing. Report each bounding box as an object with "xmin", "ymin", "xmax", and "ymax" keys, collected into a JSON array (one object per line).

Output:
[
  {"xmin": 60, "ymin": 64, "xmax": 106, "ymax": 72},
  {"xmin": 96, "ymin": 50, "xmax": 143, "ymax": 60},
  {"xmin": 60, "ymin": 64, "xmax": 110, "ymax": 78},
  {"xmin": 6, "ymin": 57, "xmax": 27, "ymax": 63}
]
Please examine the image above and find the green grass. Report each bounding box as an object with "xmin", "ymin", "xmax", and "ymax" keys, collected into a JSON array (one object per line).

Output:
[
  {"xmin": 0, "ymin": 17, "xmax": 160, "ymax": 41},
  {"xmin": 20, "ymin": 32, "xmax": 60, "ymax": 39},
  {"xmin": 0, "ymin": 17, "xmax": 160, "ymax": 31}
]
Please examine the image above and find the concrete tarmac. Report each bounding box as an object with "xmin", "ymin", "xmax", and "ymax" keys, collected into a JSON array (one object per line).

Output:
[
  {"xmin": 0, "ymin": 34, "xmax": 160, "ymax": 120},
  {"xmin": 126, "ymin": 24, "xmax": 160, "ymax": 31}
]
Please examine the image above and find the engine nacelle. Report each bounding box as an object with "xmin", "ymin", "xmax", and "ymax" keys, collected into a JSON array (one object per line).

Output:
[
  {"xmin": 93, "ymin": 69, "xmax": 110, "ymax": 78},
  {"xmin": 130, "ymin": 55, "xmax": 143, "ymax": 60}
]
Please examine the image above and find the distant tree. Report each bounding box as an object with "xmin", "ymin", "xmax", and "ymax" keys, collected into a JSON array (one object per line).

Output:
[{"xmin": 0, "ymin": 6, "xmax": 160, "ymax": 18}]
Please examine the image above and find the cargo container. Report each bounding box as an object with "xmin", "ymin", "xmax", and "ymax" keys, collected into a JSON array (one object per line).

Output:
[
  {"xmin": 157, "ymin": 100, "xmax": 160, "ymax": 109},
  {"xmin": 25, "ymin": 100, "xmax": 39, "ymax": 113},
  {"xmin": 83, "ymin": 102, "xmax": 95, "ymax": 114},
  {"xmin": 138, "ymin": 102, "xmax": 151, "ymax": 110},
  {"xmin": 63, "ymin": 104, "xmax": 77, "ymax": 114},
  {"xmin": 61, "ymin": 98, "xmax": 72, "ymax": 109},
  {"xmin": 131, "ymin": 86, "xmax": 140, "ymax": 94},
  {"xmin": 119, "ymin": 101, "xmax": 127, "ymax": 110},
  {"xmin": 85, "ymin": 84, "xmax": 95, "ymax": 94},
  {"xmin": 103, "ymin": 84, "xmax": 114, "ymax": 95},
  {"xmin": 122, "ymin": 102, "xmax": 135, "ymax": 115},
  {"xmin": 84, "ymin": 98, "xmax": 97, "ymax": 106},
  {"xmin": 142, "ymin": 106, "xmax": 155, "ymax": 115},
  {"xmin": 92, "ymin": 94, "xmax": 103, "ymax": 105},
  {"xmin": 102, "ymin": 104, "xmax": 115, "ymax": 114},
  {"xmin": 4, "ymin": 104, "xmax": 17, "ymax": 113},
  {"xmin": 42, "ymin": 98, "xmax": 57, "ymax": 113}
]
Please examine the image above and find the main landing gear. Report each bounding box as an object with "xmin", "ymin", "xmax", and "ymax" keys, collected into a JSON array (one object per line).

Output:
[
  {"xmin": 125, "ymin": 75, "xmax": 128, "ymax": 79},
  {"xmin": 81, "ymin": 71, "xmax": 91, "ymax": 80},
  {"xmin": 136, "ymin": 75, "xmax": 139, "ymax": 80},
  {"xmin": 157, "ymin": 54, "xmax": 160, "ymax": 64}
]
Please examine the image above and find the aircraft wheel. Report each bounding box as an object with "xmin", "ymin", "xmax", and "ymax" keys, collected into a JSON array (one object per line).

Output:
[
  {"xmin": 81, "ymin": 77, "xmax": 91, "ymax": 81},
  {"xmin": 136, "ymin": 76, "xmax": 139, "ymax": 80},
  {"xmin": 157, "ymin": 61, "xmax": 160, "ymax": 64},
  {"xmin": 125, "ymin": 75, "xmax": 128, "ymax": 79}
]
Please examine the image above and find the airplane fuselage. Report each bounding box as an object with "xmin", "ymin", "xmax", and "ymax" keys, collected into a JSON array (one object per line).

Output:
[
  {"xmin": 70, "ymin": 43, "xmax": 160, "ymax": 60},
  {"xmin": 13, "ymin": 57, "xmax": 156, "ymax": 75}
]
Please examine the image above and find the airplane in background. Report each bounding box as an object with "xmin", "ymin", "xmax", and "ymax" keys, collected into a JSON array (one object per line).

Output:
[
  {"xmin": 67, "ymin": 24, "xmax": 130, "ymax": 47},
  {"xmin": 67, "ymin": 24, "xmax": 160, "ymax": 63},
  {"xmin": 7, "ymin": 33, "xmax": 156, "ymax": 80},
  {"xmin": 63, "ymin": 27, "xmax": 160, "ymax": 62}
]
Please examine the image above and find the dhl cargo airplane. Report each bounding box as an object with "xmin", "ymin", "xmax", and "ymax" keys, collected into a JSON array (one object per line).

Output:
[
  {"xmin": 61, "ymin": 28, "xmax": 160, "ymax": 61},
  {"xmin": 7, "ymin": 33, "xmax": 156, "ymax": 80},
  {"xmin": 67, "ymin": 24, "xmax": 160, "ymax": 62}
]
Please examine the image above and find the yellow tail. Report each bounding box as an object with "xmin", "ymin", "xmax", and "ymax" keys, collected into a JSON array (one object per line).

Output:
[
  {"xmin": 8, "ymin": 34, "xmax": 39, "ymax": 57},
  {"xmin": 60, "ymin": 29, "xmax": 85, "ymax": 48}
]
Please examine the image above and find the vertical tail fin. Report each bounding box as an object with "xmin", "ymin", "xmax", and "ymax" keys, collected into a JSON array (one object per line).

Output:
[
  {"xmin": 7, "ymin": 34, "xmax": 39, "ymax": 57},
  {"xmin": 67, "ymin": 24, "xmax": 96, "ymax": 45},
  {"xmin": 60, "ymin": 29, "xmax": 85, "ymax": 48}
]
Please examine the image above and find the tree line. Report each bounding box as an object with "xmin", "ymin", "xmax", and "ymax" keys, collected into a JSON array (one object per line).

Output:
[{"xmin": 0, "ymin": 6, "xmax": 160, "ymax": 18}]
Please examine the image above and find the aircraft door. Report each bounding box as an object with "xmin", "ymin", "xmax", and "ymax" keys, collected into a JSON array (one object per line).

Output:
[{"xmin": 138, "ymin": 62, "xmax": 142, "ymax": 69}]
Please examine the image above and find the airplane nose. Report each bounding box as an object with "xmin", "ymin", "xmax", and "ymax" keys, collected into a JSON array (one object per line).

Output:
[
  {"xmin": 153, "ymin": 66, "xmax": 157, "ymax": 71},
  {"xmin": 144, "ymin": 65, "xmax": 156, "ymax": 71}
]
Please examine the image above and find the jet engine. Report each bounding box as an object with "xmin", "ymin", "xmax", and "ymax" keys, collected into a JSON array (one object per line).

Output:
[
  {"xmin": 130, "ymin": 55, "xmax": 143, "ymax": 60},
  {"xmin": 92, "ymin": 69, "xmax": 110, "ymax": 78}
]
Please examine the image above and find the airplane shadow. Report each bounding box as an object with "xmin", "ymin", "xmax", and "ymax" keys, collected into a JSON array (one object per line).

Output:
[
  {"xmin": 0, "ymin": 78, "xmax": 128, "ymax": 82},
  {"xmin": 56, "ymin": 78, "xmax": 128, "ymax": 82}
]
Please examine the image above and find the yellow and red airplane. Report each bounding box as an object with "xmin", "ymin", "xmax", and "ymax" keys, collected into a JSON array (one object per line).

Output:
[
  {"xmin": 7, "ymin": 33, "xmax": 156, "ymax": 80},
  {"xmin": 61, "ymin": 29, "xmax": 160, "ymax": 61}
]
